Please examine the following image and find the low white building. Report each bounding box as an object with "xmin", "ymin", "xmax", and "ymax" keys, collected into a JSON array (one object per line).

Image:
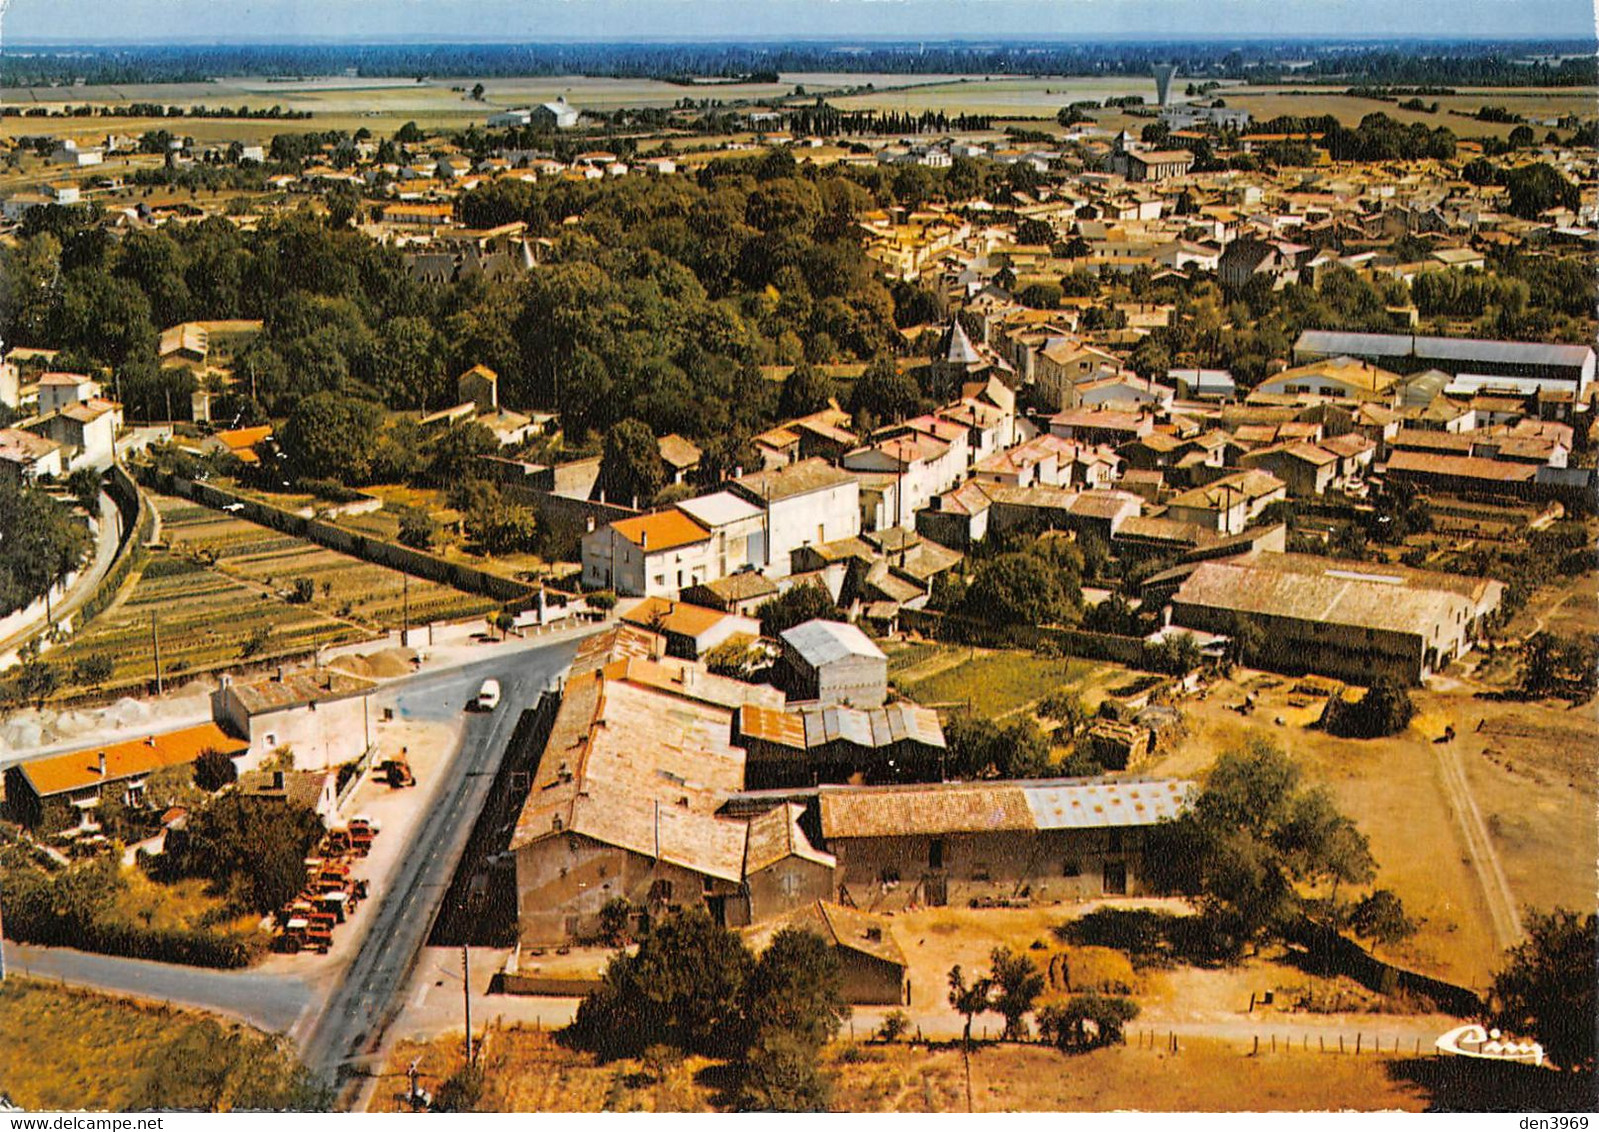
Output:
[
  {"xmin": 212, "ymin": 669, "xmax": 377, "ymax": 771},
  {"xmin": 844, "ymin": 428, "xmax": 967, "ymax": 533},
  {"xmin": 0, "ymin": 428, "xmax": 64, "ymax": 483},
  {"xmin": 37, "ymin": 373, "xmax": 101, "ymax": 415},
  {"xmin": 675, "ymin": 491, "xmax": 767, "ymax": 580},
  {"xmin": 28, "ymin": 397, "xmax": 122, "ymax": 472},
  {"xmin": 531, "ymin": 98, "xmax": 580, "ymax": 130},
  {"xmin": 1163, "ymin": 469, "xmax": 1286, "ymax": 534}
]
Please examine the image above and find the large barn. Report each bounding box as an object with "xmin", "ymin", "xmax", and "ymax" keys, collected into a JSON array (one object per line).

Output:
[{"xmin": 1168, "ymin": 551, "xmax": 1503, "ymax": 683}]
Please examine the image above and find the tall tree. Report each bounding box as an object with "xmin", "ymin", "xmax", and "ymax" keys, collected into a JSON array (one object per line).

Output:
[
  {"xmin": 1146, "ymin": 737, "xmax": 1378, "ymax": 954},
  {"xmin": 566, "ymin": 908, "xmax": 755, "ymax": 1060},
  {"xmin": 596, "ymin": 417, "xmax": 666, "ymax": 509},
  {"xmin": 1490, "ymin": 908, "xmax": 1596, "ymax": 1073},
  {"xmin": 741, "ymin": 927, "xmax": 851, "ymax": 1051},
  {"xmin": 988, "ymin": 947, "xmax": 1046, "ymax": 1040},
  {"xmin": 777, "ymin": 360, "xmax": 836, "ymax": 419},
  {"xmin": 278, "ymin": 392, "xmax": 385, "ymax": 483}
]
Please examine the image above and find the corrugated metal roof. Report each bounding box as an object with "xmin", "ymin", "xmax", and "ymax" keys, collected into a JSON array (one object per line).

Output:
[
  {"xmin": 1022, "ymin": 779, "xmax": 1191, "ymax": 829},
  {"xmin": 1297, "ymin": 330, "xmax": 1594, "ymax": 370},
  {"xmin": 782, "ymin": 619, "xmax": 887, "ymax": 666}
]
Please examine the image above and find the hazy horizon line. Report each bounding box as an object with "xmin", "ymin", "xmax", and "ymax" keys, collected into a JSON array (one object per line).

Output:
[{"xmin": 8, "ymin": 33, "xmax": 1596, "ymax": 47}]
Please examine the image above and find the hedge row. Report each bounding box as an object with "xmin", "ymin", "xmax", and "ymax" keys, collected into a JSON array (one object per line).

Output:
[{"xmin": 3, "ymin": 902, "xmax": 263, "ymax": 969}]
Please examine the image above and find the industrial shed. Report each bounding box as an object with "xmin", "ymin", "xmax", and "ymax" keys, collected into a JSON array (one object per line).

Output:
[
  {"xmin": 735, "ymin": 701, "xmax": 947, "ymax": 789},
  {"xmin": 1168, "ymin": 551, "xmax": 1503, "ymax": 683}
]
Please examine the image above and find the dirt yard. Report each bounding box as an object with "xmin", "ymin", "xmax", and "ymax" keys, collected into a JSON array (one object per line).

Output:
[{"xmin": 1142, "ymin": 663, "xmax": 1596, "ymax": 990}]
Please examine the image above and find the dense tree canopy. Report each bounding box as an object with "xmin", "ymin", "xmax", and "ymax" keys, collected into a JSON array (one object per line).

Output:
[
  {"xmin": 1505, "ymin": 162, "xmax": 1581, "ymax": 221},
  {"xmin": 0, "ymin": 483, "xmax": 93, "ymax": 617},
  {"xmin": 596, "ymin": 418, "xmax": 667, "ymax": 509},
  {"xmin": 278, "ymin": 392, "xmax": 385, "ymax": 483},
  {"xmin": 1146, "ymin": 737, "xmax": 1380, "ymax": 954},
  {"xmin": 159, "ymin": 794, "xmax": 325, "ymax": 914}
]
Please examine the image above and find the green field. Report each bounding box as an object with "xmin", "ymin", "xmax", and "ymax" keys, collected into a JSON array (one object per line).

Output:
[
  {"xmin": 898, "ymin": 649, "xmax": 1089, "ymax": 718},
  {"xmin": 47, "ymin": 494, "xmax": 495, "ymax": 691}
]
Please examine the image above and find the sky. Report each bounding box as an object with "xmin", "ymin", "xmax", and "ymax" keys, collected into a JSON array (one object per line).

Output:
[{"xmin": 5, "ymin": 0, "xmax": 1596, "ymax": 44}]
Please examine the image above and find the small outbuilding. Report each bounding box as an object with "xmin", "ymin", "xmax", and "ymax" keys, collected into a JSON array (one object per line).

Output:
[{"xmin": 779, "ymin": 619, "xmax": 888, "ymax": 707}]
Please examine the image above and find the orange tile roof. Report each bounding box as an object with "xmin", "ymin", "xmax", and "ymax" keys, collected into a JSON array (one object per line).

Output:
[
  {"xmin": 621, "ymin": 596, "xmax": 736, "ymax": 639},
  {"xmin": 18, "ymin": 723, "xmax": 248, "ymax": 798},
  {"xmin": 215, "ymin": 425, "xmax": 272, "ymax": 452},
  {"xmin": 610, "ymin": 510, "xmax": 711, "ymax": 553}
]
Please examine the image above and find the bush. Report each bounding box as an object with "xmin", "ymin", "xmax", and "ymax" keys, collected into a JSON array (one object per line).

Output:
[
  {"xmin": 756, "ymin": 583, "xmax": 836, "ymax": 638},
  {"xmin": 876, "ymin": 1010, "xmax": 910, "ymax": 1042},
  {"xmin": 565, "ymin": 908, "xmax": 755, "ymax": 1060},
  {"xmin": 193, "ymin": 747, "xmax": 238, "ymax": 792},
  {"xmin": 289, "ymin": 577, "xmax": 315, "ymax": 604},
  {"xmin": 0, "ymin": 856, "xmax": 261, "ymax": 969},
  {"xmin": 1037, "ymin": 993, "xmax": 1140, "ymax": 1052},
  {"xmin": 297, "ymin": 477, "xmax": 367, "ymax": 504},
  {"xmin": 1055, "ymin": 908, "xmax": 1176, "ymax": 966},
  {"xmin": 71, "ymin": 653, "xmax": 115, "ymax": 688},
  {"xmin": 1037, "ymin": 689, "xmax": 1089, "ymax": 737},
  {"xmin": 736, "ymin": 1032, "xmax": 832, "ymax": 1113},
  {"xmin": 1324, "ymin": 676, "xmax": 1414, "ymax": 738},
  {"xmin": 433, "ymin": 1063, "xmax": 486, "ymax": 1112},
  {"xmin": 597, "ymin": 896, "xmax": 633, "ymax": 947},
  {"xmin": 397, "ymin": 509, "xmax": 437, "ymax": 550}
]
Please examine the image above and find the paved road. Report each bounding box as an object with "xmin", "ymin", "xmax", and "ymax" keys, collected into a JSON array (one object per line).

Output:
[
  {"xmin": 297, "ymin": 641, "xmax": 579, "ymax": 1096},
  {"xmin": 1, "ymin": 635, "xmax": 585, "ymax": 1073},
  {"xmin": 0, "ymin": 938, "xmax": 312, "ymax": 1032},
  {"xmin": 0, "ymin": 489, "xmax": 120, "ymax": 663}
]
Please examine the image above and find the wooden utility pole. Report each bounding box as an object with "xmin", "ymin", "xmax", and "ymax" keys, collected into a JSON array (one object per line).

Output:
[
  {"xmin": 462, "ymin": 944, "xmax": 474, "ymax": 1066},
  {"xmin": 150, "ymin": 613, "xmax": 164, "ymax": 694}
]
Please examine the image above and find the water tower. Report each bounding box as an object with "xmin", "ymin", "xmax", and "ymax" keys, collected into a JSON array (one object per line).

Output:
[{"xmin": 1151, "ymin": 63, "xmax": 1178, "ymax": 108}]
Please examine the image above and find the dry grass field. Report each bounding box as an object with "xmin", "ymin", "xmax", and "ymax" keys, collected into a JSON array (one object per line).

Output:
[
  {"xmin": 370, "ymin": 1024, "xmax": 1494, "ymax": 1112},
  {"xmin": 0, "ymin": 70, "xmax": 917, "ymax": 146},
  {"xmin": 0, "ymin": 978, "xmax": 301, "ymax": 1113},
  {"xmin": 830, "ymin": 77, "xmax": 1596, "ymax": 137},
  {"xmin": 1141, "ymin": 665, "xmax": 1596, "ymax": 991},
  {"xmin": 831, "ymin": 1038, "xmax": 1437, "ymax": 1112}
]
